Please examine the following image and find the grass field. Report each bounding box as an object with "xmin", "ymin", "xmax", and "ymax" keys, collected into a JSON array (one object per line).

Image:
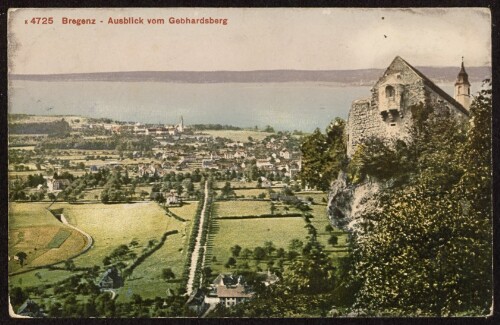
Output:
[
  {"xmin": 10, "ymin": 268, "xmax": 75, "ymax": 289},
  {"xmin": 117, "ymin": 203, "xmax": 199, "ymax": 302},
  {"xmin": 214, "ymin": 181, "xmax": 258, "ymax": 189},
  {"xmin": 295, "ymin": 191, "xmax": 329, "ymax": 205},
  {"xmin": 214, "ymin": 201, "xmax": 272, "ymax": 217},
  {"xmin": 233, "ymin": 188, "xmax": 269, "ymax": 198},
  {"xmin": 50, "ymin": 201, "xmax": 199, "ymax": 302},
  {"xmin": 200, "ymin": 130, "xmax": 273, "ymax": 143},
  {"xmin": 9, "ymin": 200, "xmax": 201, "ymax": 301},
  {"xmin": 307, "ymin": 196, "xmax": 349, "ymax": 261},
  {"xmin": 206, "ymin": 217, "xmax": 307, "ymax": 274},
  {"xmin": 206, "ymin": 195, "xmax": 349, "ymax": 275},
  {"xmin": 47, "ymin": 229, "xmax": 72, "ymax": 248},
  {"xmin": 8, "ymin": 203, "xmax": 88, "ymax": 274}
]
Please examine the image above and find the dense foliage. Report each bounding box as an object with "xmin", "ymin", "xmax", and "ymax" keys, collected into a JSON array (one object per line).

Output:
[
  {"xmin": 348, "ymin": 82, "xmax": 492, "ymax": 316},
  {"xmin": 300, "ymin": 118, "xmax": 347, "ymax": 190},
  {"xmin": 9, "ymin": 119, "xmax": 71, "ymax": 135}
]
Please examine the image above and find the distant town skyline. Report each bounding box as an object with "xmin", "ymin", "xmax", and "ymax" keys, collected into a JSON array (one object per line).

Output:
[{"xmin": 8, "ymin": 8, "xmax": 491, "ymax": 74}]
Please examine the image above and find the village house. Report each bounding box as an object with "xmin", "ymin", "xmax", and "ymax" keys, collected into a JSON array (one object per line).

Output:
[
  {"xmin": 256, "ymin": 159, "xmax": 274, "ymax": 170},
  {"xmin": 279, "ymin": 148, "xmax": 291, "ymax": 160},
  {"xmin": 17, "ymin": 299, "xmax": 45, "ymax": 317},
  {"xmin": 233, "ymin": 150, "xmax": 247, "ymax": 159},
  {"xmin": 259, "ymin": 176, "xmax": 273, "ymax": 188},
  {"xmin": 46, "ymin": 177, "xmax": 71, "ymax": 192},
  {"xmin": 202, "ymin": 159, "xmax": 219, "ymax": 170},
  {"xmin": 165, "ymin": 189, "xmax": 180, "ymax": 205},
  {"xmin": 98, "ymin": 267, "xmax": 123, "ymax": 289},
  {"xmin": 204, "ymin": 274, "xmax": 254, "ymax": 307}
]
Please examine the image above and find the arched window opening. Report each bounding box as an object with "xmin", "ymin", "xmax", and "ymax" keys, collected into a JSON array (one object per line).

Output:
[{"xmin": 385, "ymin": 85, "xmax": 395, "ymax": 98}]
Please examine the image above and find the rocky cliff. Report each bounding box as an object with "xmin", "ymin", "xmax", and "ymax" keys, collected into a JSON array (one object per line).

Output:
[{"xmin": 327, "ymin": 172, "xmax": 381, "ymax": 232}]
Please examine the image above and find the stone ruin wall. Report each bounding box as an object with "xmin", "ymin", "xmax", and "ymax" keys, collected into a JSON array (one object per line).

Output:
[
  {"xmin": 346, "ymin": 99, "xmax": 383, "ymax": 157},
  {"xmin": 347, "ymin": 81, "xmax": 429, "ymax": 157}
]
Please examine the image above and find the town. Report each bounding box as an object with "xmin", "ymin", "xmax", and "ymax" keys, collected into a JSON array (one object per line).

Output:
[{"xmin": 8, "ymin": 113, "xmax": 344, "ymax": 317}]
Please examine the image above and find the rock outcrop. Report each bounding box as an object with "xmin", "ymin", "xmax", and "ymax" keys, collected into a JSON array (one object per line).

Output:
[{"xmin": 327, "ymin": 172, "xmax": 381, "ymax": 232}]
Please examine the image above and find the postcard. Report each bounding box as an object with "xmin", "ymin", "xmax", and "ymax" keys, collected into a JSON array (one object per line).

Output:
[{"xmin": 7, "ymin": 7, "xmax": 493, "ymax": 318}]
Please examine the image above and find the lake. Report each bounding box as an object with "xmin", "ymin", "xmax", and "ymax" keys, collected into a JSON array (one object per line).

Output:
[{"xmin": 8, "ymin": 80, "xmax": 459, "ymax": 132}]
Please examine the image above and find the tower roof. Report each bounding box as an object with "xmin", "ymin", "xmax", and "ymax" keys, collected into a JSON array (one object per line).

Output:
[
  {"xmin": 376, "ymin": 56, "xmax": 469, "ymax": 116},
  {"xmin": 455, "ymin": 59, "xmax": 470, "ymax": 86}
]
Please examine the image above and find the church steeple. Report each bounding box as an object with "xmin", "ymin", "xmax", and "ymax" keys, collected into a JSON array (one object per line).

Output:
[{"xmin": 454, "ymin": 57, "xmax": 471, "ymax": 110}]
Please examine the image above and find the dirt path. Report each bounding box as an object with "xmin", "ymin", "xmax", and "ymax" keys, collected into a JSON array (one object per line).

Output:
[
  {"xmin": 60, "ymin": 214, "xmax": 93, "ymax": 256},
  {"xmin": 186, "ymin": 182, "xmax": 208, "ymax": 296}
]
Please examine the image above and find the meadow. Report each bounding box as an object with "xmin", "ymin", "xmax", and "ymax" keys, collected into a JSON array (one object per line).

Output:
[
  {"xmin": 51, "ymin": 201, "xmax": 199, "ymax": 302},
  {"xmin": 214, "ymin": 201, "xmax": 272, "ymax": 217},
  {"xmin": 206, "ymin": 217, "xmax": 308, "ymax": 274},
  {"xmin": 200, "ymin": 130, "xmax": 273, "ymax": 143},
  {"xmin": 8, "ymin": 203, "xmax": 88, "ymax": 274},
  {"xmin": 206, "ymin": 193, "xmax": 349, "ymax": 275}
]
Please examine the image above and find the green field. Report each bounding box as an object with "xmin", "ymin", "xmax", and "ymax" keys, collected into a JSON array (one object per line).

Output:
[
  {"xmin": 9, "ymin": 200, "xmax": 201, "ymax": 301},
  {"xmin": 118, "ymin": 201, "xmax": 200, "ymax": 301},
  {"xmin": 50, "ymin": 201, "xmax": 198, "ymax": 302},
  {"xmin": 214, "ymin": 181, "xmax": 258, "ymax": 189},
  {"xmin": 47, "ymin": 229, "xmax": 72, "ymax": 248},
  {"xmin": 200, "ymin": 130, "xmax": 273, "ymax": 142},
  {"xmin": 206, "ymin": 217, "xmax": 308, "ymax": 274},
  {"xmin": 214, "ymin": 201, "xmax": 272, "ymax": 217},
  {"xmin": 206, "ymin": 195, "xmax": 349, "ymax": 275},
  {"xmin": 308, "ymin": 204, "xmax": 349, "ymax": 257},
  {"xmin": 233, "ymin": 188, "xmax": 269, "ymax": 198},
  {"xmin": 8, "ymin": 203, "xmax": 88, "ymax": 274}
]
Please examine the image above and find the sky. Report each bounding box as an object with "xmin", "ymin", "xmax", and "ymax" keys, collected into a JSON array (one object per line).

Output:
[{"xmin": 8, "ymin": 7, "xmax": 491, "ymax": 74}]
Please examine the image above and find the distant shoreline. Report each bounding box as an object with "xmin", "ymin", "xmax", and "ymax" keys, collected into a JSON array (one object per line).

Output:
[{"xmin": 9, "ymin": 66, "xmax": 492, "ymax": 85}]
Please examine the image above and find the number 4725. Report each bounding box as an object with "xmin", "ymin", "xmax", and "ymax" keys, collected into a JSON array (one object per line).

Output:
[{"xmin": 30, "ymin": 17, "xmax": 54, "ymax": 24}]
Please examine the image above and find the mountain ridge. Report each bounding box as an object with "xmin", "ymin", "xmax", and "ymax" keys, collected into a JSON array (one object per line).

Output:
[{"xmin": 9, "ymin": 67, "xmax": 491, "ymax": 85}]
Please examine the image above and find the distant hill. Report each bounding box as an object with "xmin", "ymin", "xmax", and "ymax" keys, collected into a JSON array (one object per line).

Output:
[{"xmin": 9, "ymin": 67, "xmax": 491, "ymax": 86}]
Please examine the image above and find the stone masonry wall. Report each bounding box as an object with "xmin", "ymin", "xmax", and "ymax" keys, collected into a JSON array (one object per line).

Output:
[{"xmin": 347, "ymin": 99, "xmax": 384, "ymax": 157}]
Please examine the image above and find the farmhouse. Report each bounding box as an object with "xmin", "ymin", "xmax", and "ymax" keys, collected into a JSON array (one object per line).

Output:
[
  {"xmin": 346, "ymin": 56, "xmax": 470, "ymax": 157},
  {"xmin": 165, "ymin": 190, "xmax": 180, "ymax": 205},
  {"xmin": 98, "ymin": 267, "xmax": 123, "ymax": 289},
  {"xmin": 204, "ymin": 274, "xmax": 254, "ymax": 307},
  {"xmin": 17, "ymin": 299, "xmax": 45, "ymax": 317},
  {"xmin": 46, "ymin": 178, "xmax": 71, "ymax": 192}
]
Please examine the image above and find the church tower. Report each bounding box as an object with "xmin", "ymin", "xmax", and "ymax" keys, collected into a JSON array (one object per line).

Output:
[
  {"xmin": 178, "ymin": 116, "xmax": 184, "ymax": 132},
  {"xmin": 454, "ymin": 58, "xmax": 471, "ymax": 110}
]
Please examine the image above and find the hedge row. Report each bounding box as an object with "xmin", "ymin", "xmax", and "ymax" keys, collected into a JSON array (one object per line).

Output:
[
  {"xmin": 217, "ymin": 213, "xmax": 303, "ymax": 220},
  {"xmin": 163, "ymin": 207, "xmax": 187, "ymax": 222},
  {"xmin": 123, "ymin": 230, "xmax": 179, "ymax": 278}
]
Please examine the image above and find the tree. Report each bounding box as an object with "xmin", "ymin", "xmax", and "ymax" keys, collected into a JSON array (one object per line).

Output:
[
  {"xmin": 300, "ymin": 119, "xmax": 347, "ymax": 190},
  {"xmin": 349, "ymin": 84, "xmax": 492, "ymax": 316},
  {"xmin": 288, "ymin": 239, "xmax": 303, "ymax": 251},
  {"xmin": 140, "ymin": 190, "xmax": 148, "ymax": 201},
  {"xmin": 328, "ymin": 234, "xmax": 338, "ymax": 246},
  {"xmin": 16, "ymin": 251, "xmax": 27, "ymax": 267},
  {"xmin": 162, "ymin": 268, "xmax": 175, "ymax": 280},
  {"xmin": 253, "ymin": 247, "xmax": 266, "ymax": 260},
  {"xmin": 264, "ymin": 241, "xmax": 276, "ymax": 256},
  {"xmin": 270, "ymin": 203, "xmax": 276, "ymax": 215},
  {"xmin": 230, "ymin": 245, "xmax": 242, "ymax": 257},
  {"xmin": 240, "ymin": 248, "xmax": 252, "ymax": 259},
  {"xmin": 64, "ymin": 259, "xmax": 76, "ymax": 271},
  {"xmin": 283, "ymin": 240, "xmax": 336, "ymax": 294},
  {"xmin": 225, "ymin": 257, "xmax": 237, "ymax": 268},
  {"xmin": 221, "ymin": 181, "xmax": 235, "ymax": 198},
  {"xmin": 9, "ymin": 287, "xmax": 28, "ymax": 306}
]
